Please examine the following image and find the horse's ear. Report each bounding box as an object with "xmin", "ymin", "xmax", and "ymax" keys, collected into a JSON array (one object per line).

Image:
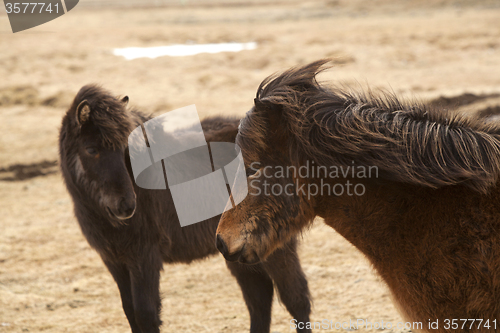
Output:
[
  {"xmin": 76, "ymin": 100, "xmax": 91, "ymax": 126},
  {"xmin": 254, "ymin": 97, "xmax": 282, "ymax": 128},
  {"xmin": 254, "ymin": 97, "xmax": 281, "ymax": 117},
  {"xmin": 254, "ymin": 97, "xmax": 276, "ymax": 114},
  {"xmin": 254, "ymin": 98, "xmax": 267, "ymax": 111},
  {"xmin": 121, "ymin": 96, "xmax": 129, "ymax": 105}
]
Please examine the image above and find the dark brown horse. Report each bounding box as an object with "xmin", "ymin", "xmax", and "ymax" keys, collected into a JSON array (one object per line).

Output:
[
  {"xmin": 216, "ymin": 60, "xmax": 500, "ymax": 332},
  {"xmin": 59, "ymin": 85, "xmax": 312, "ymax": 333}
]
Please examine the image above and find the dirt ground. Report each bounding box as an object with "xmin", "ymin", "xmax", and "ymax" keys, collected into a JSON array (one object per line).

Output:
[{"xmin": 1, "ymin": 1, "xmax": 500, "ymax": 332}]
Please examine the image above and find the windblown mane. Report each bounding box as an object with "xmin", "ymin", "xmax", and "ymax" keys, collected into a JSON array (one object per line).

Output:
[{"xmin": 250, "ymin": 60, "xmax": 500, "ymax": 193}]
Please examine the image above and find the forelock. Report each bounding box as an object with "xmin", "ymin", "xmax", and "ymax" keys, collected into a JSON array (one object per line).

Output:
[{"xmin": 72, "ymin": 84, "xmax": 135, "ymax": 150}]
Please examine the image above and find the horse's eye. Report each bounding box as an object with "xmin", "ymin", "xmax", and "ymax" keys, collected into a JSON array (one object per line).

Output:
[
  {"xmin": 246, "ymin": 168, "xmax": 258, "ymax": 177},
  {"xmin": 86, "ymin": 147, "xmax": 98, "ymax": 156}
]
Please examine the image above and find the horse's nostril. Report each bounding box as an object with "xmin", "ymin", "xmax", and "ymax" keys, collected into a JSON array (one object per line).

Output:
[{"xmin": 216, "ymin": 234, "xmax": 228, "ymax": 256}]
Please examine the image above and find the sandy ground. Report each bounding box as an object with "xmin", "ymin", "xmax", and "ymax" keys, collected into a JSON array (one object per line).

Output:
[{"xmin": 1, "ymin": 1, "xmax": 500, "ymax": 332}]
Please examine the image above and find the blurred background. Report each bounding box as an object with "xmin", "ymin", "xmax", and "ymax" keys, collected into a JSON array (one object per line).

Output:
[{"xmin": 1, "ymin": 0, "xmax": 500, "ymax": 332}]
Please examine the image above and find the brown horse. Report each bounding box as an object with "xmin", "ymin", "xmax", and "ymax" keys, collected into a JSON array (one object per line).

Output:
[
  {"xmin": 59, "ymin": 85, "xmax": 312, "ymax": 333},
  {"xmin": 216, "ymin": 60, "xmax": 500, "ymax": 332}
]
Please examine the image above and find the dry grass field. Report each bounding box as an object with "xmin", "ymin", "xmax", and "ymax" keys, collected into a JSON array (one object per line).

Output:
[{"xmin": 1, "ymin": 0, "xmax": 500, "ymax": 332}]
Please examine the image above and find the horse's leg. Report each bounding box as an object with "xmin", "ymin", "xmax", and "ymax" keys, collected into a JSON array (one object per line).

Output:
[
  {"xmin": 129, "ymin": 252, "xmax": 163, "ymax": 333},
  {"xmin": 225, "ymin": 260, "xmax": 274, "ymax": 333},
  {"xmin": 103, "ymin": 259, "xmax": 141, "ymax": 333},
  {"xmin": 263, "ymin": 238, "xmax": 312, "ymax": 333}
]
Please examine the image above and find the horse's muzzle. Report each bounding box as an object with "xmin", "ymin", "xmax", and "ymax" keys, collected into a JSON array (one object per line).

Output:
[
  {"xmin": 118, "ymin": 197, "xmax": 136, "ymax": 219},
  {"xmin": 216, "ymin": 234, "xmax": 259, "ymax": 264},
  {"xmin": 107, "ymin": 196, "xmax": 136, "ymax": 221}
]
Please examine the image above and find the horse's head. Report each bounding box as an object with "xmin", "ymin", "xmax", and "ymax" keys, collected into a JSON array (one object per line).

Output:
[
  {"xmin": 60, "ymin": 85, "xmax": 137, "ymax": 226},
  {"xmin": 216, "ymin": 78, "xmax": 319, "ymax": 263},
  {"xmin": 216, "ymin": 61, "xmax": 332, "ymax": 263}
]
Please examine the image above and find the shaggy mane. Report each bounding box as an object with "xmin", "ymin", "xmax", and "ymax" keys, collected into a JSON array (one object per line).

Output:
[
  {"xmin": 248, "ymin": 59, "xmax": 500, "ymax": 193},
  {"xmin": 67, "ymin": 84, "xmax": 138, "ymax": 149}
]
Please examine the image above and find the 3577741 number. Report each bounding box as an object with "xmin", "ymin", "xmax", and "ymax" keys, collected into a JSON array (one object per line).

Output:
[
  {"xmin": 5, "ymin": 2, "xmax": 59, "ymax": 14},
  {"xmin": 443, "ymin": 319, "xmax": 497, "ymax": 330}
]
